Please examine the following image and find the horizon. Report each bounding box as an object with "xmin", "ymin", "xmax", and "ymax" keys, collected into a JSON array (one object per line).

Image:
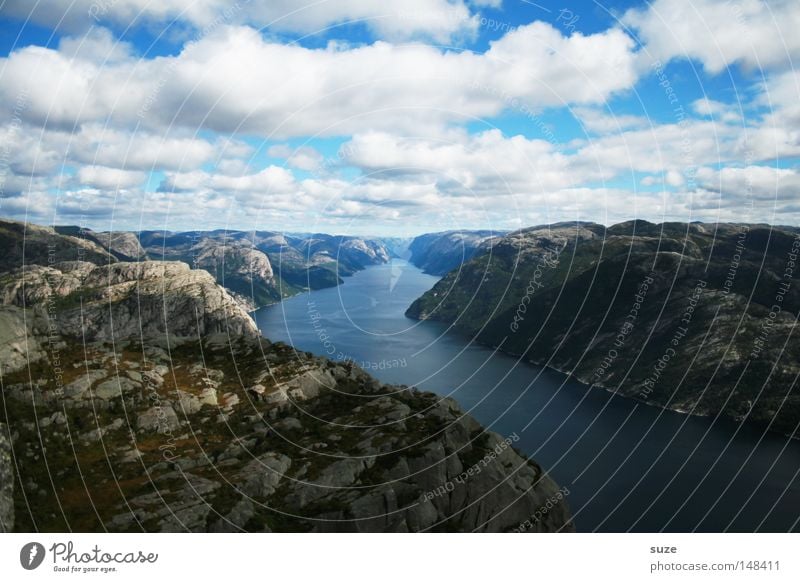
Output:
[{"xmin": 4, "ymin": 216, "xmax": 797, "ymax": 241}]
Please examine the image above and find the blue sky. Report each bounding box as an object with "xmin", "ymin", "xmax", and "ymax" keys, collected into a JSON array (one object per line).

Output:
[{"xmin": 0, "ymin": 0, "xmax": 798, "ymax": 235}]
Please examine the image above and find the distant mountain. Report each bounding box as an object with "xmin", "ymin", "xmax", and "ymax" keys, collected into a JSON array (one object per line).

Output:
[
  {"xmin": 407, "ymin": 220, "xmax": 800, "ymax": 436},
  {"xmin": 138, "ymin": 229, "xmax": 390, "ymax": 309},
  {"xmin": 1, "ymin": 220, "xmax": 392, "ymax": 311},
  {"xmin": 378, "ymin": 237, "xmax": 414, "ymax": 259},
  {"xmin": 408, "ymin": 230, "xmax": 507, "ymax": 276}
]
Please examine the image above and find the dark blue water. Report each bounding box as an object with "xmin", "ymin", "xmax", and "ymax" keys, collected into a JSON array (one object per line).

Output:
[{"xmin": 254, "ymin": 260, "xmax": 800, "ymax": 532}]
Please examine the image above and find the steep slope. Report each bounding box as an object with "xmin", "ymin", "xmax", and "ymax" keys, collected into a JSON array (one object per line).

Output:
[
  {"xmin": 139, "ymin": 229, "xmax": 391, "ymax": 307},
  {"xmin": 0, "ymin": 260, "xmax": 258, "ymax": 346},
  {"xmin": 1, "ymin": 219, "xmax": 114, "ymax": 271},
  {"xmin": 407, "ymin": 221, "xmax": 800, "ymax": 435},
  {"xmin": 192, "ymin": 239, "xmax": 278, "ymax": 309},
  {"xmin": 408, "ymin": 230, "xmax": 506, "ymax": 276},
  {"xmin": 54, "ymin": 226, "xmax": 147, "ymax": 261},
  {"xmin": 1, "ymin": 335, "xmax": 571, "ymax": 533}
]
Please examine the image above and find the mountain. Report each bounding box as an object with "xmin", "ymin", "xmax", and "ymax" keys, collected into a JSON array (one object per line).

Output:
[
  {"xmin": 53, "ymin": 226, "xmax": 147, "ymax": 261},
  {"xmin": 378, "ymin": 237, "xmax": 414, "ymax": 259},
  {"xmin": 139, "ymin": 229, "xmax": 391, "ymax": 309},
  {"xmin": 406, "ymin": 220, "xmax": 800, "ymax": 436},
  {"xmin": 0, "ymin": 220, "xmax": 391, "ymax": 311},
  {"xmin": 408, "ymin": 230, "xmax": 507, "ymax": 276},
  {"xmin": 0, "ymin": 220, "xmax": 114, "ymax": 271},
  {"xmin": 0, "ymin": 225, "xmax": 572, "ymax": 533}
]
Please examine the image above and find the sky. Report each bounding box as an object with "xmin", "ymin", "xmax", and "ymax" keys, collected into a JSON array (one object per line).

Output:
[{"xmin": 0, "ymin": 0, "xmax": 798, "ymax": 236}]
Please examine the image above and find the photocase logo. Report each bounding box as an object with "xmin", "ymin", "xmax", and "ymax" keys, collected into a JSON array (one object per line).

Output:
[{"xmin": 20, "ymin": 542, "xmax": 46, "ymax": 570}]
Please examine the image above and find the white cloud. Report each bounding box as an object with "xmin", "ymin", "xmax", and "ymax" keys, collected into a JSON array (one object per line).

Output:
[
  {"xmin": 691, "ymin": 98, "xmax": 742, "ymax": 123},
  {"xmin": 696, "ymin": 165, "xmax": 800, "ymax": 202},
  {"xmin": 624, "ymin": 0, "xmax": 800, "ymax": 73},
  {"xmin": 76, "ymin": 166, "xmax": 146, "ymax": 189},
  {"xmin": 1, "ymin": 0, "xmax": 484, "ymax": 43},
  {"xmin": 572, "ymin": 107, "xmax": 650, "ymax": 134},
  {"xmin": 268, "ymin": 144, "xmax": 324, "ymax": 171},
  {"xmin": 0, "ymin": 23, "xmax": 640, "ymax": 139},
  {"xmin": 1, "ymin": 122, "xmax": 216, "ymax": 175}
]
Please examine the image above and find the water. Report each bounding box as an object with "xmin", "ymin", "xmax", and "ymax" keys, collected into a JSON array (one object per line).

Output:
[{"xmin": 254, "ymin": 260, "xmax": 800, "ymax": 532}]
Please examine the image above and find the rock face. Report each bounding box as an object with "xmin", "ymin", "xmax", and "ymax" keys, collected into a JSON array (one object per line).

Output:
[
  {"xmin": 0, "ymin": 260, "xmax": 258, "ymax": 341},
  {"xmin": 0, "ymin": 423, "xmax": 12, "ymax": 532},
  {"xmin": 193, "ymin": 240, "xmax": 276, "ymax": 309},
  {"xmin": 407, "ymin": 220, "xmax": 800, "ymax": 436},
  {"xmin": 0, "ymin": 219, "xmax": 114, "ymax": 272},
  {"xmin": 139, "ymin": 229, "xmax": 391, "ymax": 307},
  {"xmin": 94, "ymin": 231, "xmax": 147, "ymax": 260},
  {"xmin": 0, "ymin": 306, "xmax": 46, "ymax": 373},
  {"xmin": 1, "ymin": 336, "xmax": 572, "ymax": 533},
  {"xmin": 408, "ymin": 230, "xmax": 506, "ymax": 276}
]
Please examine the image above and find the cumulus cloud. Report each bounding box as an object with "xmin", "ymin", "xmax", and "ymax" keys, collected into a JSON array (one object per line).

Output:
[
  {"xmin": 0, "ymin": 23, "xmax": 640, "ymax": 138},
  {"xmin": 1, "ymin": 0, "xmax": 484, "ymax": 42},
  {"xmin": 76, "ymin": 166, "xmax": 147, "ymax": 189},
  {"xmin": 268, "ymin": 145, "xmax": 324, "ymax": 171},
  {"xmin": 624, "ymin": 0, "xmax": 800, "ymax": 73}
]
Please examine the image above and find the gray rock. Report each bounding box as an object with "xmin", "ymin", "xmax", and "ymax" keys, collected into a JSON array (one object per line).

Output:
[
  {"xmin": 238, "ymin": 453, "xmax": 291, "ymax": 499},
  {"xmin": 63, "ymin": 370, "xmax": 108, "ymax": 399},
  {"xmin": 175, "ymin": 390, "xmax": 202, "ymax": 414},
  {"xmin": 0, "ymin": 423, "xmax": 13, "ymax": 532},
  {"xmin": 93, "ymin": 376, "xmax": 141, "ymax": 400},
  {"xmin": 0, "ymin": 306, "xmax": 45, "ymax": 373},
  {"xmin": 137, "ymin": 405, "xmax": 181, "ymax": 433}
]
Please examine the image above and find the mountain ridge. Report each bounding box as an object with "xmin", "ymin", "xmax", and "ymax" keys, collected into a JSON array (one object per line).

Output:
[{"xmin": 406, "ymin": 220, "xmax": 800, "ymax": 437}]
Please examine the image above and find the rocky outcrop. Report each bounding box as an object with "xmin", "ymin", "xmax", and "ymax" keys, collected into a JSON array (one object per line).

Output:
[
  {"xmin": 0, "ymin": 306, "xmax": 46, "ymax": 374},
  {"xmin": 193, "ymin": 240, "xmax": 276, "ymax": 309},
  {"xmin": 1, "ymin": 219, "xmax": 114, "ymax": 272},
  {"xmin": 0, "ymin": 423, "xmax": 12, "ymax": 532},
  {"xmin": 139, "ymin": 229, "xmax": 390, "ymax": 307},
  {"xmin": 408, "ymin": 230, "xmax": 506, "ymax": 276},
  {"xmin": 0, "ymin": 261, "xmax": 258, "ymax": 342},
  {"xmin": 95, "ymin": 231, "xmax": 147, "ymax": 260},
  {"xmin": 1, "ymin": 335, "xmax": 572, "ymax": 533},
  {"xmin": 407, "ymin": 220, "xmax": 800, "ymax": 436}
]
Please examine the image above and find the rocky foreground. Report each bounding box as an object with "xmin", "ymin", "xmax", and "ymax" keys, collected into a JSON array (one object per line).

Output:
[
  {"xmin": 0, "ymin": 229, "xmax": 572, "ymax": 532},
  {"xmin": 407, "ymin": 221, "xmax": 800, "ymax": 436}
]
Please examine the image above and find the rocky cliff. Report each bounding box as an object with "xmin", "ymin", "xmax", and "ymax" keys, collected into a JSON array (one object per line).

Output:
[
  {"xmin": 407, "ymin": 221, "xmax": 800, "ymax": 436},
  {"xmin": 0, "ymin": 423, "xmax": 12, "ymax": 533},
  {"xmin": 139, "ymin": 229, "xmax": 391, "ymax": 307},
  {"xmin": 408, "ymin": 230, "xmax": 506, "ymax": 276},
  {"xmin": 1, "ymin": 220, "xmax": 114, "ymax": 272},
  {"xmin": 0, "ymin": 260, "xmax": 258, "ymax": 348},
  {"xmin": 94, "ymin": 231, "xmax": 148, "ymax": 260}
]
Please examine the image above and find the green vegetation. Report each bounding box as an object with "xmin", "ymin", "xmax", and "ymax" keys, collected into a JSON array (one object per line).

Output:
[{"xmin": 407, "ymin": 221, "xmax": 800, "ymax": 436}]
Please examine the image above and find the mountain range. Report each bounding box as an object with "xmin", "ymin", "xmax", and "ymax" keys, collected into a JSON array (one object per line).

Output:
[{"xmin": 406, "ymin": 220, "xmax": 800, "ymax": 436}]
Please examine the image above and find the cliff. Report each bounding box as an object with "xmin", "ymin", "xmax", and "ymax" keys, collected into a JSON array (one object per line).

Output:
[
  {"xmin": 407, "ymin": 221, "xmax": 800, "ymax": 436},
  {"xmin": 408, "ymin": 230, "xmax": 505, "ymax": 276},
  {"xmin": 0, "ymin": 260, "xmax": 259, "ymax": 348}
]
